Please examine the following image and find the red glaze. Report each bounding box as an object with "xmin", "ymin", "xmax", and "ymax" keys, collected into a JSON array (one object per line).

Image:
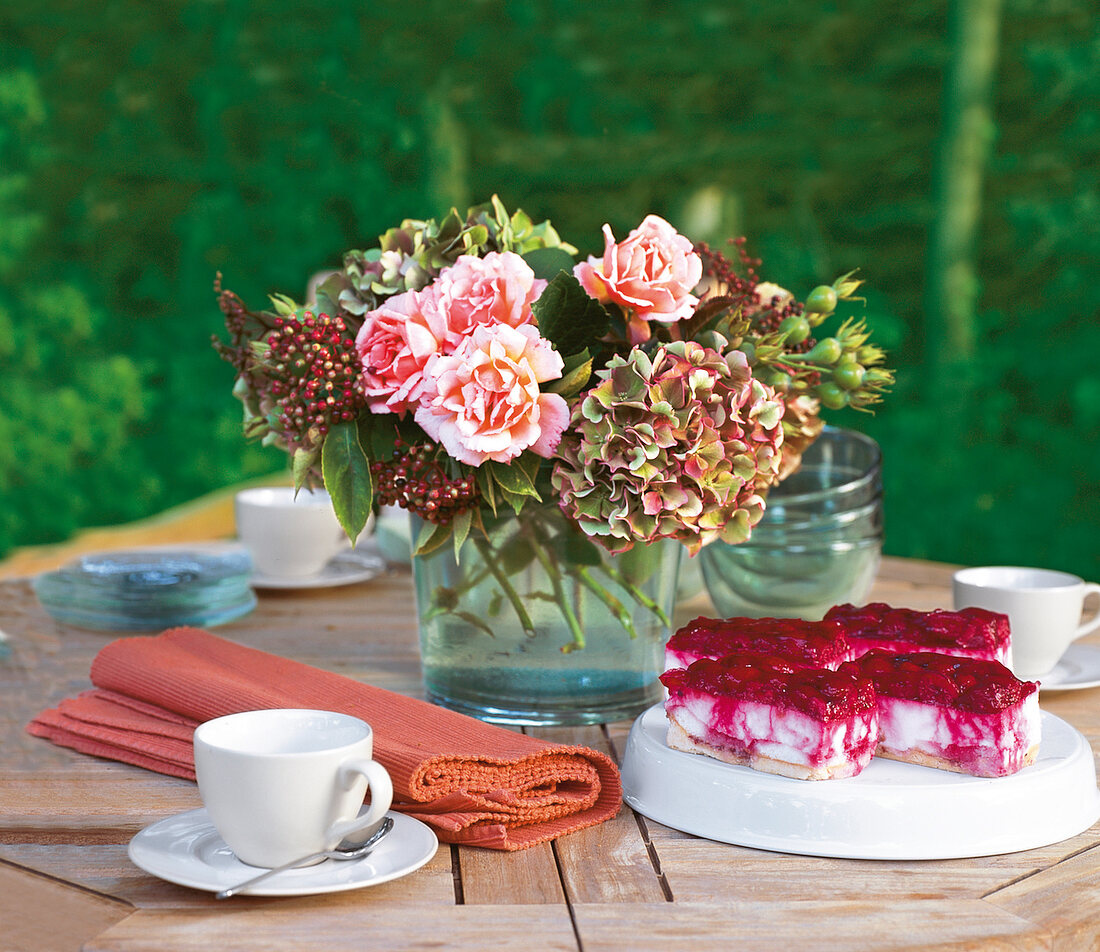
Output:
[
  {"xmin": 666, "ymin": 615, "xmax": 850, "ymax": 669},
  {"xmin": 660, "ymin": 652, "xmax": 876, "ymax": 722},
  {"xmin": 825, "ymin": 603, "xmax": 1011, "ymax": 658},
  {"xmin": 841, "ymin": 650, "xmax": 1038, "ymax": 713}
]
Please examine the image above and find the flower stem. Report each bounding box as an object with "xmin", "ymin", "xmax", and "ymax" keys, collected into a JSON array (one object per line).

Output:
[
  {"xmin": 594, "ymin": 561, "xmax": 672, "ymax": 627},
  {"xmin": 472, "ymin": 534, "xmax": 536, "ymax": 637},
  {"xmin": 574, "ymin": 566, "xmax": 639, "ymax": 639},
  {"xmin": 528, "ymin": 523, "xmax": 587, "ymax": 652}
]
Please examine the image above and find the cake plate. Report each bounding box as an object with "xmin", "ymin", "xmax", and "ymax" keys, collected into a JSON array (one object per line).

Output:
[{"xmin": 621, "ymin": 704, "xmax": 1100, "ymax": 860}]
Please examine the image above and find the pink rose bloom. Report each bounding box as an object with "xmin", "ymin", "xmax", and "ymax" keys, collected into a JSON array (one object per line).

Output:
[
  {"xmin": 414, "ymin": 323, "xmax": 570, "ymax": 466},
  {"xmin": 574, "ymin": 214, "xmax": 703, "ymax": 344},
  {"xmin": 356, "ymin": 287, "xmax": 449, "ymax": 414},
  {"xmin": 434, "ymin": 251, "xmax": 546, "ymax": 339}
]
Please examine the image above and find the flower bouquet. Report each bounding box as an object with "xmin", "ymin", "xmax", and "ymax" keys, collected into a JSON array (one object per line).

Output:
[{"xmin": 215, "ymin": 196, "xmax": 891, "ymax": 723}]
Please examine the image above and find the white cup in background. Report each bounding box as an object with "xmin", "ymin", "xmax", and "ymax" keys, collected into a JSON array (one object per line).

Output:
[
  {"xmin": 193, "ymin": 709, "xmax": 393, "ymax": 869},
  {"xmin": 234, "ymin": 486, "xmax": 349, "ymax": 579},
  {"xmin": 953, "ymin": 566, "xmax": 1100, "ymax": 680}
]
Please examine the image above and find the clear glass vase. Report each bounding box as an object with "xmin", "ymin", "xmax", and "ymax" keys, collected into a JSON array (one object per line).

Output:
[{"xmin": 411, "ymin": 504, "xmax": 681, "ymax": 725}]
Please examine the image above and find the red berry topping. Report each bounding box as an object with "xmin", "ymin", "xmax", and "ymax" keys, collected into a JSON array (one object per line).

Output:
[
  {"xmin": 840, "ymin": 650, "xmax": 1037, "ymax": 712},
  {"xmin": 667, "ymin": 615, "xmax": 850, "ymax": 668},
  {"xmin": 661, "ymin": 652, "xmax": 876, "ymax": 721},
  {"xmin": 826, "ymin": 603, "xmax": 1010, "ymax": 655}
]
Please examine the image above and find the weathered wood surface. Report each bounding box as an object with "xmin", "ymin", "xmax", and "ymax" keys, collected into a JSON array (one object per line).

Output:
[{"xmin": 1, "ymin": 555, "xmax": 1098, "ymax": 952}]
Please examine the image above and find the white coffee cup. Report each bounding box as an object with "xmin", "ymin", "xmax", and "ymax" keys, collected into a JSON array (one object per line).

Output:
[
  {"xmin": 193, "ymin": 709, "xmax": 393, "ymax": 868},
  {"xmin": 953, "ymin": 566, "xmax": 1100, "ymax": 680},
  {"xmin": 234, "ymin": 486, "xmax": 349, "ymax": 579}
]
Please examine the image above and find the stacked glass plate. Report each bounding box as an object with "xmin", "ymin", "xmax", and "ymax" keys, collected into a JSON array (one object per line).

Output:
[
  {"xmin": 33, "ymin": 545, "xmax": 256, "ymax": 631},
  {"xmin": 699, "ymin": 426, "xmax": 884, "ymax": 619}
]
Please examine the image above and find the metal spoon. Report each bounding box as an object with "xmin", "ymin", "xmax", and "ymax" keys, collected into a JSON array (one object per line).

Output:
[{"xmin": 215, "ymin": 815, "xmax": 394, "ymax": 899}]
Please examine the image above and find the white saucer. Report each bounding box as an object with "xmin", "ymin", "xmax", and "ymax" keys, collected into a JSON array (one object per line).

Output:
[
  {"xmin": 621, "ymin": 704, "xmax": 1100, "ymax": 860},
  {"xmin": 250, "ymin": 552, "xmax": 385, "ymax": 590},
  {"xmin": 128, "ymin": 809, "xmax": 437, "ymax": 896},
  {"xmin": 1037, "ymin": 643, "xmax": 1100, "ymax": 692}
]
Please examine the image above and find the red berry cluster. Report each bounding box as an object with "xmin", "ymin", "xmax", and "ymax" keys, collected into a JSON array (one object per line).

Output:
[
  {"xmin": 696, "ymin": 239, "xmax": 813, "ymax": 352},
  {"xmin": 267, "ymin": 311, "xmax": 365, "ymax": 446},
  {"xmin": 370, "ymin": 440, "xmax": 480, "ymax": 524}
]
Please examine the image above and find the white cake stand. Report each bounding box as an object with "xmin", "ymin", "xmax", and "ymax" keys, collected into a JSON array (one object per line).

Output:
[{"xmin": 621, "ymin": 704, "xmax": 1100, "ymax": 860}]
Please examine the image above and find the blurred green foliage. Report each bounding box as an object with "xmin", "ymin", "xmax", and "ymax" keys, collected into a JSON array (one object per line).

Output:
[{"xmin": 1, "ymin": 0, "xmax": 1096, "ymax": 577}]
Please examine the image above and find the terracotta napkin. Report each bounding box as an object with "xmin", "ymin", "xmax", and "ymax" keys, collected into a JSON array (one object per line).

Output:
[{"xmin": 27, "ymin": 627, "xmax": 622, "ymax": 850}]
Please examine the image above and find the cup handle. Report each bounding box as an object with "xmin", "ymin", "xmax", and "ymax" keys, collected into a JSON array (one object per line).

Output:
[
  {"xmin": 328, "ymin": 758, "xmax": 393, "ymax": 844},
  {"xmin": 1075, "ymin": 584, "xmax": 1100, "ymax": 639}
]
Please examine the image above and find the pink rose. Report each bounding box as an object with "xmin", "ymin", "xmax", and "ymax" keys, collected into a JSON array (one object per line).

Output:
[
  {"xmin": 414, "ymin": 323, "xmax": 569, "ymax": 466},
  {"xmin": 356, "ymin": 287, "xmax": 449, "ymax": 414},
  {"xmin": 434, "ymin": 251, "xmax": 545, "ymax": 339},
  {"xmin": 574, "ymin": 214, "xmax": 703, "ymax": 343}
]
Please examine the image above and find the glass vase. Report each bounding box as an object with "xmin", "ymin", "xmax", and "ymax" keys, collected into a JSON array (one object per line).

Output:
[{"xmin": 410, "ymin": 504, "xmax": 681, "ymax": 725}]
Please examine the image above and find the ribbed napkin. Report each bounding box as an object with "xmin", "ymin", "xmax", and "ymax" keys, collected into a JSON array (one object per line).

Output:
[{"xmin": 27, "ymin": 627, "xmax": 622, "ymax": 850}]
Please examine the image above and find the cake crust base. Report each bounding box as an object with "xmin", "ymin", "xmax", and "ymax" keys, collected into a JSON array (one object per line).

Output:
[
  {"xmin": 875, "ymin": 742, "xmax": 1040, "ymax": 778},
  {"xmin": 665, "ymin": 712, "xmax": 862, "ymax": 781}
]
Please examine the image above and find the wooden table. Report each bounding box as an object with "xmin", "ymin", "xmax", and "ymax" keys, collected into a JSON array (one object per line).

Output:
[{"xmin": 2, "ymin": 556, "xmax": 1099, "ymax": 952}]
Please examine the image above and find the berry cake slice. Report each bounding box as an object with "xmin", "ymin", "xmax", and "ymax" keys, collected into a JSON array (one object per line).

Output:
[
  {"xmin": 665, "ymin": 615, "xmax": 850, "ymax": 672},
  {"xmin": 841, "ymin": 650, "xmax": 1040, "ymax": 777},
  {"xmin": 660, "ymin": 653, "xmax": 879, "ymax": 780},
  {"xmin": 826, "ymin": 602, "xmax": 1012, "ymax": 666}
]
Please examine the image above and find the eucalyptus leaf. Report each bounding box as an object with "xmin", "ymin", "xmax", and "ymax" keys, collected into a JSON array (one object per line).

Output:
[{"xmin": 321, "ymin": 421, "xmax": 372, "ymax": 543}]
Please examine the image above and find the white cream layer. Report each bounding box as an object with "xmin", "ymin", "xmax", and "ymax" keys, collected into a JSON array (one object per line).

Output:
[
  {"xmin": 667, "ymin": 694, "xmax": 877, "ymax": 770},
  {"xmin": 876, "ymin": 692, "xmax": 1041, "ymax": 773}
]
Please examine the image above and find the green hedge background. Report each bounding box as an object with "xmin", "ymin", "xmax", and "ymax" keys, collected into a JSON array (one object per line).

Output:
[{"xmin": 2, "ymin": 0, "xmax": 1097, "ymax": 577}]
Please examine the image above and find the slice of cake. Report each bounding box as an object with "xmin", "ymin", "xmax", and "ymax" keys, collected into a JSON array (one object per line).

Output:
[
  {"xmin": 826, "ymin": 602, "xmax": 1012, "ymax": 666},
  {"xmin": 665, "ymin": 615, "xmax": 851, "ymax": 672},
  {"xmin": 841, "ymin": 650, "xmax": 1040, "ymax": 777},
  {"xmin": 660, "ymin": 653, "xmax": 879, "ymax": 781}
]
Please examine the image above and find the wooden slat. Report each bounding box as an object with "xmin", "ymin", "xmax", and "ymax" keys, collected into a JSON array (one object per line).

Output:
[
  {"xmin": 984, "ymin": 843, "xmax": 1100, "ymax": 943},
  {"xmin": 571, "ymin": 900, "xmax": 1050, "ymax": 952},
  {"xmin": 85, "ymin": 903, "xmax": 580, "ymax": 952},
  {"xmin": 529, "ymin": 725, "xmax": 668, "ymax": 905},
  {"xmin": 652, "ymin": 836, "xmax": 1100, "ymax": 903},
  {"xmin": 0, "ymin": 841, "xmax": 457, "ymax": 910},
  {"xmin": 0, "ymin": 860, "xmax": 133, "ymax": 952},
  {"xmin": 457, "ymin": 842, "xmax": 566, "ymax": 905}
]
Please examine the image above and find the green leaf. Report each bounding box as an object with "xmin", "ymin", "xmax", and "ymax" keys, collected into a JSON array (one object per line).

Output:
[
  {"xmin": 486, "ymin": 458, "xmax": 541, "ymax": 499},
  {"xmin": 476, "ymin": 466, "xmax": 498, "ymax": 513},
  {"xmin": 495, "ymin": 533, "xmax": 538, "ymax": 574},
  {"xmin": 414, "ymin": 519, "xmax": 452, "ymax": 557},
  {"xmin": 451, "ymin": 507, "xmax": 472, "ymax": 561},
  {"xmin": 321, "ymin": 421, "xmax": 372, "ymax": 543},
  {"xmin": 292, "ymin": 446, "xmax": 319, "ymax": 490},
  {"xmin": 269, "ymin": 293, "xmax": 300, "ymax": 316},
  {"xmin": 499, "ymin": 486, "xmax": 531, "ymax": 514},
  {"xmin": 531, "ymin": 271, "xmax": 611, "ymax": 355},
  {"xmin": 563, "ymin": 531, "xmax": 604, "ymax": 567},
  {"xmin": 544, "ymin": 349, "xmax": 593, "ymax": 398},
  {"xmin": 523, "ymin": 246, "xmax": 576, "ymax": 281}
]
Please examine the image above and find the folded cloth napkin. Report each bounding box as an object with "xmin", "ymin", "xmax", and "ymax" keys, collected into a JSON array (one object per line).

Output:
[{"xmin": 27, "ymin": 627, "xmax": 622, "ymax": 850}]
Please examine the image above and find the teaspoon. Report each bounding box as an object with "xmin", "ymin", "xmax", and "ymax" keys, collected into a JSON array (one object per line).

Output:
[{"xmin": 215, "ymin": 815, "xmax": 394, "ymax": 899}]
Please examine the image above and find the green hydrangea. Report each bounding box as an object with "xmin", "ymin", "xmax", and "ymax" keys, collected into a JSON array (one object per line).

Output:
[{"xmin": 551, "ymin": 339, "xmax": 784, "ymax": 555}]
